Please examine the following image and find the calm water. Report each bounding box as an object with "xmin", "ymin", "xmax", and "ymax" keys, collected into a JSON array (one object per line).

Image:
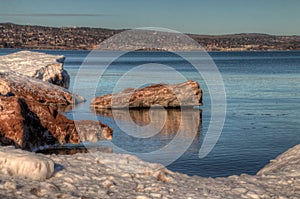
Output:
[{"xmin": 1, "ymin": 49, "xmax": 299, "ymax": 177}]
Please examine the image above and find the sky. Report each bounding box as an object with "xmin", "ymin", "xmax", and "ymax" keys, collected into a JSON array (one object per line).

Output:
[{"xmin": 0, "ymin": 0, "xmax": 299, "ymax": 35}]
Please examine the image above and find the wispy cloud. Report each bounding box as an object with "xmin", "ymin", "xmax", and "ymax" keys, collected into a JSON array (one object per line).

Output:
[{"xmin": 0, "ymin": 13, "xmax": 114, "ymax": 17}]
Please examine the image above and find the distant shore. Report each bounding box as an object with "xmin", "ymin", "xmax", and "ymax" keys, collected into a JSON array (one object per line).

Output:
[
  {"xmin": 1, "ymin": 23, "xmax": 299, "ymax": 51},
  {"xmin": 1, "ymin": 47, "xmax": 300, "ymax": 53}
]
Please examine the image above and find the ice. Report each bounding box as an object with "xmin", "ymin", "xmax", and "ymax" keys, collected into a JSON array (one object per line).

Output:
[{"xmin": 0, "ymin": 147, "xmax": 54, "ymax": 180}]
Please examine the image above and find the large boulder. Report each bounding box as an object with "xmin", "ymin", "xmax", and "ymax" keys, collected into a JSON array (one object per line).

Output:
[
  {"xmin": 0, "ymin": 71, "xmax": 84, "ymax": 106},
  {"xmin": 0, "ymin": 96, "xmax": 113, "ymax": 150},
  {"xmin": 0, "ymin": 51, "xmax": 70, "ymax": 88},
  {"xmin": 91, "ymin": 80, "xmax": 202, "ymax": 109}
]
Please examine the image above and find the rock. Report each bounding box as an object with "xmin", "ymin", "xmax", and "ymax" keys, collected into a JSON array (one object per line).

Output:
[
  {"xmin": 75, "ymin": 120, "xmax": 113, "ymax": 142},
  {"xmin": 0, "ymin": 147, "xmax": 54, "ymax": 180},
  {"xmin": 0, "ymin": 50, "xmax": 70, "ymax": 88},
  {"xmin": 0, "ymin": 95, "xmax": 78, "ymax": 149},
  {"xmin": 0, "ymin": 96, "xmax": 44, "ymax": 148},
  {"xmin": 90, "ymin": 80, "xmax": 202, "ymax": 109},
  {"xmin": 0, "ymin": 71, "xmax": 84, "ymax": 106},
  {"xmin": 0, "ymin": 96, "xmax": 112, "ymax": 150},
  {"xmin": 26, "ymin": 100, "xmax": 113, "ymax": 145}
]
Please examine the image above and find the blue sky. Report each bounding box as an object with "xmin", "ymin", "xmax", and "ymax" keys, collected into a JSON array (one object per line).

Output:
[{"xmin": 0, "ymin": 0, "xmax": 299, "ymax": 35}]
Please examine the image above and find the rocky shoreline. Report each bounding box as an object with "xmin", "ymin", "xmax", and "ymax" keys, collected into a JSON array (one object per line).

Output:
[
  {"xmin": 0, "ymin": 51, "xmax": 112, "ymax": 150},
  {"xmin": 0, "ymin": 50, "xmax": 299, "ymax": 198},
  {"xmin": 0, "ymin": 144, "xmax": 299, "ymax": 199},
  {"xmin": 0, "ymin": 50, "xmax": 204, "ymax": 150}
]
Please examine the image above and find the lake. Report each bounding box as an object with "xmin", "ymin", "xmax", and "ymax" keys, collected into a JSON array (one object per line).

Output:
[{"xmin": 1, "ymin": 49, "xmax": 299, "ymax": 177}]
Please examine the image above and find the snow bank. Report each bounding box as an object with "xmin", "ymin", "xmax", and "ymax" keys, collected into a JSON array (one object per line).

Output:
[{"xmin": 0, "ymin": 147, "xmax": 54, "ymax": 180}]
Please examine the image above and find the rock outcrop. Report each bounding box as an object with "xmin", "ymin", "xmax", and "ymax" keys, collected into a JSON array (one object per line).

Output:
[
  {"xmin": 0, "ymin": 147, "xmax": 54, "ymax": 180},
  {"xmin": 0, "ymin": 51, "xmax": 70, "ymax": 88},
  {"xmin": 0, "ymin": 51, "xmax": 112, "ymax": 150},
  {"xmin": 91, "ymin": 80, "xmax": 202, "ymax": 109},
  {"xmin": 0, "ymin": 71, "xmax": 84, "ymax": 106},
  {"xmin": 0, "ymin": 96, "xmax": 113, "ymax": 150}
]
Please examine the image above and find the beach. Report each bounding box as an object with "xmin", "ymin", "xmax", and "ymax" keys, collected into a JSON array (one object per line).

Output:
[{"xmin": 1, "ymin": 144, "xmax": 300, "ymax": 199}]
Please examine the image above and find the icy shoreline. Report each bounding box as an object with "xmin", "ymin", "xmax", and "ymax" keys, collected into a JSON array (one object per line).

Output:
[{"xmin": 0, "ymin": 144, "xmax": 299, "ymax": 199}]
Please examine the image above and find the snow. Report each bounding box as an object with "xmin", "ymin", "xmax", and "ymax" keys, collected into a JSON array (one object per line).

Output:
[{"xmin": 0, "ymin": 147, "xmax": 54, "ymax": 180}]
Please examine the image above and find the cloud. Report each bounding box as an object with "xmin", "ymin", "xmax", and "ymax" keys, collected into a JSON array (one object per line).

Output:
[{"xmin": 0, "ymin": 13, "xmax": 114, "ymax": 17}]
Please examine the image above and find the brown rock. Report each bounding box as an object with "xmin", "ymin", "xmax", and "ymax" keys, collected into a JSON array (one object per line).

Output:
[
  {"xmin": 0, "ymin": 96, "xmax": 112, "ymax": 150},
  {"xmin": 75, "ymin": 120, "xmax": 113, "ymax": 142},
  {"xmin": 0, "ymin": 96, "xmax": 56, "ymax": 149},
  {"xmin": 0, "ymin": 71, "xmax": 84, "ymax": 106},
  {"xmin": 90, "ymin": 80, "xmax": 202, "ymax": 109}
]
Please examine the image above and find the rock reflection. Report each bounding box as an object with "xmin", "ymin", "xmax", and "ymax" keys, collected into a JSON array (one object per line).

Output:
[{"xmin": 95, "ymin": 108, "xmax": 202, "ymax": 140}]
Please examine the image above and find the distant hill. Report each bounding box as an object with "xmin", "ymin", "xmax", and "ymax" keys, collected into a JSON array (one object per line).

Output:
[{"xmin": 0, "ymin": 23, "xmax": 299, "ymax": 51}]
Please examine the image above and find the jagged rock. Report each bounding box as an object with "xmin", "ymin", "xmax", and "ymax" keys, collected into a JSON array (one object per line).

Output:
[
  {"xmin": 0, "ymin": 71, "xmax": 84, "ymax": 106},
  {"xmin": 91, "ymin": 80, "xmax": 202, "ymax": 109},
  {"xmin": 0, "ymin": 51, "xmax": 70, "ymax": 88},
  {"xmin": 0, "ymin": 96, "xmax": 47, "ymax": 148},
  {"xmin": 75, "ymin": 120, "xmax": 113, "ymax": 142},
  {"xmin": 0, "ymin": 96, "xmax": 113, "ymax": 150},
  {"xmin": 0, "ymin": 147, "xmax": 54, "ymax": 180}
]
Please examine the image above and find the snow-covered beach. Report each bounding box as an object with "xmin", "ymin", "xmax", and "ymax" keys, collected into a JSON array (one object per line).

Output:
[{"xmin": 1, "ymin": 144, "xmax": 300, "ymax": 199}]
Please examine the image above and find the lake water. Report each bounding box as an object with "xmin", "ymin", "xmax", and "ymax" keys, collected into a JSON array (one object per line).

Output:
[{"xmin": 1, "ymin": 49, "xmax": 299, "ymax": 177}]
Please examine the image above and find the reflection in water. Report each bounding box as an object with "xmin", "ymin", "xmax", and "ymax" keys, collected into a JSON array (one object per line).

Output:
[
  {"xmin": 95, "ymin": 108, "xmax": 202, "ymax": 142},
  {"xmin": 95, "ymin": 108, "xmax": 202, "ymax": 165},
  {"xmin": 39, "ymin": 108, "xmax": 202, "ymax": 157}
]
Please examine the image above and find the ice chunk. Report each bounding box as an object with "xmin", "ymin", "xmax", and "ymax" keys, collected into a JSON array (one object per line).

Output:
[{"xmin": 0, "ymin": 147, "xmax": 54, "ymax": 180}]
